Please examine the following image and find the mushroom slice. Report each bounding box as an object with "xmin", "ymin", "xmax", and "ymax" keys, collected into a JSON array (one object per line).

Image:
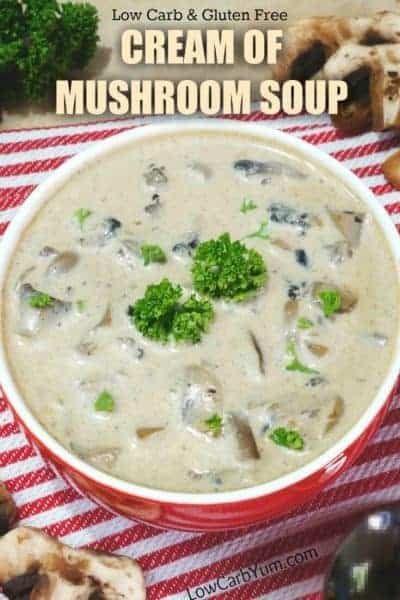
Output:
[
  {"xmin": 45, "ymin": 251, "xmax": 79, "ymax": 277},
  {"xmin": 231, "ymin": 413, "xmax": 260, "ymax": 460},
  {"xmin": 312, "ymin": 282, "xmax": 358, "ymax": 314},
  {"xmin": 270, "ymin": 238, "xmax": 292, "ymax": 251},
  {"xmin": 328, "ymin": 209, "xmax": 365, "ymax": 248},
  {"xmin": 284, "ymin": 298, "xmax": 299, "ymax": 332},
  {"xmin": 268, "ymin": 203, "xmax": 314, "ymax": 233},
  {"xmin": 71, "ymin": 444, "xmax": 121, "ymax": 470},
  {"xmin": 75, "ymin": 340, "xmax": 98, "ymax": 356},
  {"xmin": 178, "ymin": 365, "xmax": 223, "ymax": 434},
  {"xmin": 306, "ymin": 342, "xmax": 329, "ymax": 357},
  {"xmin": 17, "ymin": 284, "xmax": 72, "ymax": 337},
  {"xmin": 325, "ymin": 241, "xmax": 353, "ymax": 265},
  {"xmin": 39, "ymin": 246, "xmax": 59, "ymax": 258},
  {"xmin": 267, "ymin": 393, "xmax": 344, "ymax": 440},
  {"xmin": 324, "ymin": 395, "xmax": 344, "ymax": 433},
  {"xmin": 172, "ymin": 232, "xmax": 199, "ymax": 259},
  {"xmin": 144, "ymin": 193, "xmax": 161, "ymax": 215},
  {"xmin": 97, "ymin": 304, "xmax": 112, "ymax": 328},
  {"xmin": 117, "ymin": 238, "xmax": 141, "ymax": 269},
  {"xmin": 186, "ymin": 162, "xmax": 212, "ymax": 183},
  {"xmin": 0, "ymin": 482, "xmax": 16, "ymax": 536},
  {"xmin": 80, "ymin": 217, "xmax": 122, "ymax": 247},
  {"xmin": 249, "ymin": 330, "xmax": 265, "ymax": 375},
  {"xmin": 0, "ymin": 527, "xmax": 146, "ymax": 600},
  {"xmin": 233, "ymin": 159, "xmax": 306, "ymax": 182},
  {"xmin": 143, "ymin": 164, "xmax": 168, "ymax": 190},
  {"xmin": 383, "ymin": 150, "xmax": 400, "ymax": 190},
  {"xmin": 367, "ymin": 332, "xmax": 388, "ymax": 346},
  {"xmin": 136, "ymin": 427, "xmax": 165, "ymax": 440}
]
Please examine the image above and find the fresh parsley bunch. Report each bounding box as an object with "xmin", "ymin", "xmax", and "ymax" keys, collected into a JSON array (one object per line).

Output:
[{"xmin": 0, "ymin": 0, "xmax": 99, "ymax": 106}]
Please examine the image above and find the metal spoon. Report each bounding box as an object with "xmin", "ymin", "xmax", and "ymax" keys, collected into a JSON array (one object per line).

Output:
[{"xmin": 325, "ymin": 506, "xmax": 400, "ymax": 599}]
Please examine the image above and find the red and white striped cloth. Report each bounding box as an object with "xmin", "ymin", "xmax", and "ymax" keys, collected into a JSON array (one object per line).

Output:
[{"xmin": 0, "ymin": 111, "xmax": 399, "ymax": 600}]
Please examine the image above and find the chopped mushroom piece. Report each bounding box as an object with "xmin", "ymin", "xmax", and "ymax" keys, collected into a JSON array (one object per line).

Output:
[
  {"xmin": 97, "ymin": 304, "xmax": 112, "ymax": 328},
  {"xmin": 268, "ymin": 203, "xmax": 314, "ymax": 234},
  {"xmin": 306, "ymin": 342, "xmax": 329, "ymax": 357},
  {"xmin": 230, "ymin": 413, "xmax": 260, "ymax": 460},
  {"xmin": 0, "ymin": 482, "xmax": 16, "ymax": 536},
  {"xmin": 143, "ymin": 164, "xmax": 168, "ymax": 190},
  {"xmin": 267, "ymin": 393, "xmax": 344, "ymax": 441},
  {"xmin": 284, "ymin": 299, "xmax": 299, "ymax": 332},
  {"xmin": 45, "ymin": 251, "xmax": 79, "ymax": 277},
  {"xmin": 17, "ymin": 284, "xmax": 72, "ymax": 338},
  {"xmin": 75, "ymin": 340, "xmax": 98, "ymax": 356},
  {"xmin": 186, "ymin": 162, "xmax": 212, "ymax": 183},
  {"xmin": 70, "ymin": 444, "xmax": 121, "ymax": 470},
  {"xmin": 233, "ymin": 160, "xmax": 306, "ymax": 182},
  {"xmin": 0, "ymin": 527, "xmax": 146, "ymax": 600},
  {"xmin": 79, "ymin": 217, "xmax": 122, "ymax": 247},
  {"xmin": 249, "ymin": 331, "xmax": 265, "ymax": 376},
  {"xmin": 325, "ymin": 241, "xmax": 353, "ymax": 265},
  {"xmin": 368, "ymin": 333, "xmax": 388, "ymax": 346},
  {"xmin": 324, "ymin": 396, "xmax": 344, "ymax": 433},
  {"xmin": 178, "ymin": 365, "xmax": 223, "ymax": 435},
  {"xmin": 39, "ymin": 246, "xmax": 59, "ymax": 258},
  {"xmin": 328, "ymin": 209, "xmax": 365, "ymax": 248},
  {"xmin": 270, "ymin": 238, "xmax": 292, "ymax": 251},
  {"xmin": 383, "ymin": 150, "xmax": 400, "ymax": 190},
  {"xmin": 136, "ymin": 427, "xmax": 165, "ymax": 440},
  {"xmin": 172, "ymin": 232, "xmax": 199, "ymax": 259},
  {"xmin": 144, "ymin": 193, "xmax": 161, "ymax": 215}
]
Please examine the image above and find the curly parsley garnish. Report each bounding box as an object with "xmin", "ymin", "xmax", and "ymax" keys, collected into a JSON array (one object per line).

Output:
[
  {"xmin": 129, "ymin": 279, "xmax": 214, "ymax": 344},
  {"xmin": 191, "ymin": 233, "xmax": 267, "ymax": 302}
]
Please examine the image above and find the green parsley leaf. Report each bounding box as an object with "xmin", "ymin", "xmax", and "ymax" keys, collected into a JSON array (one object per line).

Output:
[
  {"xmin": 246, "ymin": 221, "xmax": 269, "ymax": 240},
  {"xmin": 94, "ymin": 390, "xmax": 115, "ymax": 412},
  {"xmin": 285, "ymin": 340, "xmax": 318, "ymax": 374},
  {"xmin": 76, "ymin": 299, "xmax": 86, "ymax": 313},
  {"xmin": 318, "ymin": 289, "xmax": 342, "ymax": 317},
  {"xmin": 270, "ymin": 427, "xmax": 304, "ymax": 450},
  {"xmin": 240, "ymin": 198, "xmax": 258, "ymax": 214},
  {"xmin": 29, "ymin": 292, "xmax": 54, "ymax": 309},
  {"xmin": 140, "ymin": 244, "xmax": 167, "ymax": 266},
  {"xmin": 297, "ymin": 317, "xmax": 314, "ymax": 330},
  {"xmin": 205, "ymin": 414, "xmax": 223, "ymax": 437},
  {"xmin": 74, "ymin": 208, "xmax": 92, "ymax": 230}
]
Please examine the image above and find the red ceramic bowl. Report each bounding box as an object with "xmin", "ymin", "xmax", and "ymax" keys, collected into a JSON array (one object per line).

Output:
[{"xmin": 1, "ymin": 121, "xmax": 400, "ymax": 532}]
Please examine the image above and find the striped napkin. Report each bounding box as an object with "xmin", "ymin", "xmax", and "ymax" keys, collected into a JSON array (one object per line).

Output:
[{"xmin": 0, "ymin": 111, "xmax": 399, "ymax": 600}]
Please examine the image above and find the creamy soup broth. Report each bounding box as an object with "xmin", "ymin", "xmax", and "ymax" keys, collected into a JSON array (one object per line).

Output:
[{"xmin": 3, "ymin": 131, "xmax": 399, "ymax": 492}]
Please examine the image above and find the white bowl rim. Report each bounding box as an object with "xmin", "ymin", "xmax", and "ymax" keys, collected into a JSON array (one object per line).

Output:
[{"xmin": 0, "ymin": 119, "xmax": 400, "ymax": 507}]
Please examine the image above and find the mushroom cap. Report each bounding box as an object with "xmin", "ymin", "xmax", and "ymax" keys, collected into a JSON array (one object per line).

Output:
[{"xmin": 0, "ymin": 527, "xmax": 146, "ymax": 599}]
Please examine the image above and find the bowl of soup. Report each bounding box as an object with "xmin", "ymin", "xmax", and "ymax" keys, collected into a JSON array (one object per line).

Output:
[{"xmin": 0, "ymin": 121, "xmax": 399, "ymax": 531}]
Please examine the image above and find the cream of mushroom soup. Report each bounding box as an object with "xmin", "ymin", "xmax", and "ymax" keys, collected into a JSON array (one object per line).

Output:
[{"xmin": 2, "ymin": 130, "xmax": 399, "ymax": 493}]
